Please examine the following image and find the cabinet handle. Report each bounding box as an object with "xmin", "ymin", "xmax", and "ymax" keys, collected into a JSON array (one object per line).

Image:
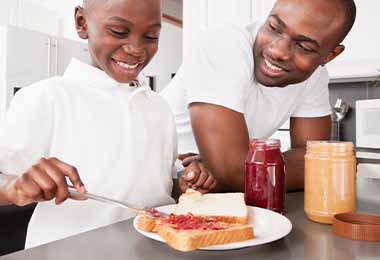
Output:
[
  {"xmin": 54, "ymin": 38, "xmax": 58, "ymax": 75},
  {"xmin": 47, "ymin": 38, "xmax": 51, "ymax": 77}
]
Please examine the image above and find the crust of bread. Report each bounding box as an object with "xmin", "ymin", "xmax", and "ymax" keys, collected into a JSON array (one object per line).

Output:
[
  {"xmin": 156, "ymin": 223, "xmax": 254, "ymax": 252},
  {"xmin": 136, "ymin": 214, "xmax": 157, "ymax": 232}
]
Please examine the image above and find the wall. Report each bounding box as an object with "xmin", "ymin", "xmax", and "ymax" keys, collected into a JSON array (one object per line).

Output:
[{"xmin": 22, "ymin": 0, "xmax": 80, "ymax": 40}]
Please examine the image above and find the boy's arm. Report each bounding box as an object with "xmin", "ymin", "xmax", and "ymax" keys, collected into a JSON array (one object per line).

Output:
[
  {"xmin": 285, "ymin": 115, "xmax": 331, "ymax": 191},
  {"xmin": 189, "ymin": 102, "xmax": 249, "ymax": 192},
  {"xmin": 0, "ymin": 173, "xmax": 17, "ymax": 205},
  {"xmin": 0, "ymin": 158, "xmax": 86, "ymax": 206}
]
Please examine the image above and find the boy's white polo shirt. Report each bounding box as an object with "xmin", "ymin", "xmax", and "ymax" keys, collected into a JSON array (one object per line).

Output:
[{"xmin": 0, "ymin": 59, "xmax": 177, "ymax": 248}]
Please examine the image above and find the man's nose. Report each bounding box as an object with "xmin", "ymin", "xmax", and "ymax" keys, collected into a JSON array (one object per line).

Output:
[{"xmin": 269, "ymin": 36, "xmax": 292, "ymax": 61}]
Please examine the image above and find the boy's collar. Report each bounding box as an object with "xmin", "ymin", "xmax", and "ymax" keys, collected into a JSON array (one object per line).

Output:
[{"xmin": 64, "ymin": 58, "xmax": 145, "ymax": 89}]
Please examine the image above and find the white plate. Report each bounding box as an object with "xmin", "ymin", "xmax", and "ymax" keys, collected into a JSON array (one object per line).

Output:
[{"xmin": 133, "ymin": 205, "xmax": 292, "ymax": 250}]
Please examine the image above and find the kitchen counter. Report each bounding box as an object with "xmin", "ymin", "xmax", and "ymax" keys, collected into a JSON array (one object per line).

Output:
[{"xmin": 1, "ymin": 192, "xmax": 379, "ymax": 260}]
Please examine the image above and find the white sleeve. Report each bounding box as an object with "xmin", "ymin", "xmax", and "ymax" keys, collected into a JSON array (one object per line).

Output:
[
  {"xmin": 0, "ymin": 82, "xmax": 53, "ymax": 175},
  {"xmin": 182, "ymin": 24, "xmax": 254, "ymax": 113},
  {"xmin": 292, "ymin": 66, "xmax": 332, "ymax": 117}
]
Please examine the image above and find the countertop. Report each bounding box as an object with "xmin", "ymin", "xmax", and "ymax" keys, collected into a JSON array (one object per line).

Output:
[{"xmin": 1, "ymin": 192, "xmax": 379, "ymax": 260}]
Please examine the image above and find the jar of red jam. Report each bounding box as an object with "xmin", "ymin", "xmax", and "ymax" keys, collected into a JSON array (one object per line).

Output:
[{"xmin": 244, "ymin": 139, "xmax": 286, "ymax": 213}]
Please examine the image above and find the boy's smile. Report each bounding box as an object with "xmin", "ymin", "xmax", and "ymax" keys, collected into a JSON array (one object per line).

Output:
[{"xmin": 75, "ymin": 0, "xmax": 161, "ymax": 84}]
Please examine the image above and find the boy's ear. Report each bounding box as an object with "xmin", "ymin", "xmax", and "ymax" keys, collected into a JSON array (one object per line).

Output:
[
  {"xmin": 75, "ymin": 6, "xmax": 88, "ymax": 40},
  {"xmin": 322, "ymin": 44, "xmax": 345, "ymax": 65}
]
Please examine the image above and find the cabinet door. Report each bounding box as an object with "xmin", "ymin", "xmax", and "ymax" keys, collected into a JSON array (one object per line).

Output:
[
  {"xmin": 1, "ymin": 25, "xmax": 51, "ymax": 112},
  {"xmin": 56, "ymin": 38, "xmax": 90, "ymax": 76}
]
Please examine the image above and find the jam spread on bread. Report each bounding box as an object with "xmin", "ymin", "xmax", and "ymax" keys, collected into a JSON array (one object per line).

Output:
[{"xmin": 162, "ymin": 213, "xmax": 229, "ymax": 230}]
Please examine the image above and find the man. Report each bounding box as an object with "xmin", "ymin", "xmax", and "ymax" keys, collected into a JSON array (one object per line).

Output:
[{"xmin": 161, "ymin": 0, "xmax": 356, "ymax": 192}]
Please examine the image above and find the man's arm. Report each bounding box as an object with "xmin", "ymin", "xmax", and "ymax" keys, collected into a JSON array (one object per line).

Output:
[
  {"xmin": 189, "ymin": 102, "xmax": 249, "ymax": 192},
  {"xmin": 285, "ymin": 115, "xmax": 331, "ymax": 191}
]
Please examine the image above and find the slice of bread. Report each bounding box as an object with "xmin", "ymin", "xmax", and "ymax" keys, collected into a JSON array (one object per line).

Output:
[
  {"xmin": 135, "ymin": 190, "xmax": 254, "ymax": 251},
  {"xmin": 136, "ymin": 214, "xmax": 254, "ymax": 252},
  {"xmin": 156, "ymin": 221, "xmax": 254, "ymax": 252},
  {"xmin": 174, "ymin": 189, "xmax": 249, "ymax": 224}
]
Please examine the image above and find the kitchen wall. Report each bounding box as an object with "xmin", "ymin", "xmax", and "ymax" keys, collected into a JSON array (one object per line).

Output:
[{"xmin": 329, "ymin": 80, "xmax": 380, "ymax": 144}]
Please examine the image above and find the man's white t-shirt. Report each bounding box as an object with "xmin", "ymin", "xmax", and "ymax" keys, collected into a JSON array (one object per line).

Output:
[
  {"xmin": 160, "ymin": 22, "xmax": 331, "ymax": 154},
  {"xmin": 0, "ymin": 59, "xmax": 177, "ymax": 248}
]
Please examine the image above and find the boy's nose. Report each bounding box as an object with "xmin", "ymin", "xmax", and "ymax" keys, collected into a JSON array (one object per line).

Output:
[{"xmin": 122, "ymin": 44, "xmax": 145, "ymax": 57}]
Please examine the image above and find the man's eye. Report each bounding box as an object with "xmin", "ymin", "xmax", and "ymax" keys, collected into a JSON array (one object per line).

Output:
[
  {"xmin": 269, "ymin": 23, "xmax": 280, "ymax": 33},
  {"xmin": 296, "ymin": 43, "xmax": 313, "ymax": 52}
]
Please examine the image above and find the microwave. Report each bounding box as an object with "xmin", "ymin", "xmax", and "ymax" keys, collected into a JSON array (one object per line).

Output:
[{"xmin": 356, "ymin": 99, "xmax": 380, "ymax": 149}]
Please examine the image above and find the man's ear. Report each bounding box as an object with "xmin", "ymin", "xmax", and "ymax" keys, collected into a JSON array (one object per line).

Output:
[
  {"xmin": 75, "ymin": 6, "xmax": 88, "ymax": 40},
  {"xmin": 322, "ymin": 45, "xmax": 345, "ymax": 65}
]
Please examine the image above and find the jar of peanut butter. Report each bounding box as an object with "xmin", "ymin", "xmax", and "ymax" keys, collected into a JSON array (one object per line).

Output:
[{"xmin": 304, "ymin": 141, "xmax": 356, "ymax": 224}]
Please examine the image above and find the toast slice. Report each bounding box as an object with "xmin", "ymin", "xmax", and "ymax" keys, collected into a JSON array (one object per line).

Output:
[
  {"xmin": 174, "ymin": 189, "xmax": 249, "ymax": 224},
  {"xmin": 156, "ymin": 221, "xmax": 254, "ymax": 252},
  {"xmin": 136, "ymin": 214, "xmax": 254, "ymax": 252},
  {"xmin": 136, "ymin": 190, "xmax": 254, "ymax": 251}
]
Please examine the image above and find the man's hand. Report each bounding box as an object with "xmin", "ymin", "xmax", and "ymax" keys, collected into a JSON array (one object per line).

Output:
[
  {"xmin": 0, "ymin": 157, "xmax": 86, "ymax": 206},
  {"xmin": 179, "ymin": 157, "xmax": 216, "ymax": 194}
]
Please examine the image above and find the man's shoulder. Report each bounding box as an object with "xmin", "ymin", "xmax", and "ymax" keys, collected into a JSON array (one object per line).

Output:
[{"xmin": 304, "ymin": 66, "xmax": 329, "ymax": 88}]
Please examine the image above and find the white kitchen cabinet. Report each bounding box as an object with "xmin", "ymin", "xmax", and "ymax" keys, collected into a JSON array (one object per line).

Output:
[
  {"xmin": 0, "ymin": 24, "xmax": 90, "ymax": 118},
  {"xmin": 0, "ymin": 25, "xmax": 51, "ymax": 115},
  {"xmin": 56, "ymin": 37, "xmax": 90, "ymax": 76},
  {"xmin": 326, "ymin": 1, "xmax": 380, "ymax": 83}
]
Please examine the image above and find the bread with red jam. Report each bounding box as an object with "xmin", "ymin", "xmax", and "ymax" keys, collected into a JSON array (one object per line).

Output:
[{"xmin": 136, "ymin": 190, "xmax": 254, "ymax": 251}]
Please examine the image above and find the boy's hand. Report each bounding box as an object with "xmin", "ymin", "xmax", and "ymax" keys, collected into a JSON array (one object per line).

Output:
[
  {"xmin": 178, "ymin": 158, "xmax": 216, "ymax": 194},
  {"xmin": 1, "ymin": 157, "xmax": 86, "ymax": 206}
]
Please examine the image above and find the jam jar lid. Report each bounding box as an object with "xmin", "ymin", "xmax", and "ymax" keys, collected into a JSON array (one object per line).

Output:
[{"xmin": 249, "ymin": 138, "xmax": 281, "ymax": 150}]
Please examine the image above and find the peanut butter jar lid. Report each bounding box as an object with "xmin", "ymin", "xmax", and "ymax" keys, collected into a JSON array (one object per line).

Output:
[
  {"xmin": 333, "ymin": 213, "xmax": 380, "ymax": 241},
  {"xmin": 306, "ymin": 141, "xmax": 354, "ymax": 154}
]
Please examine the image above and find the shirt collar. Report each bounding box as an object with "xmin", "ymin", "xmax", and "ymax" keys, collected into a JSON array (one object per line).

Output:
[{"xmin": 63, "ymin": 58, "xmax": 146, "ymax": 90}]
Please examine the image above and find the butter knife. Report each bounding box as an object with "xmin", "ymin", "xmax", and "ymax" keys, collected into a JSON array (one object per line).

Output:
[{"xmin": 68, "ymin": 186, "xmax": 167, "ymax": 218}]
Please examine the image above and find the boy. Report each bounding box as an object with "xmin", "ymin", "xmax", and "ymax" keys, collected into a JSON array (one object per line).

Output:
[{"xmin": 0, "ymin": 0, "xmax": 215, "ymax": 248}]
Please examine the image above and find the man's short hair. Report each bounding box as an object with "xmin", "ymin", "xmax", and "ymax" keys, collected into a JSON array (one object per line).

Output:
[{"xmin": 338, "ymin": 0, "xmax": 356, "ymax": 43}]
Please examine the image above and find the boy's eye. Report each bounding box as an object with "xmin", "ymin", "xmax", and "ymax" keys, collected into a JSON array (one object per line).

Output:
[
  {"xmin": 109, "ymin": 29, "xmax": 129, "ymax": 37},
  {"xmin": 145, "ymin": 32, "xmax": 160, "ymax": 41},
  {"xmin": 145, "ymin": 35, "xmax": 159, "ymax": 41}
]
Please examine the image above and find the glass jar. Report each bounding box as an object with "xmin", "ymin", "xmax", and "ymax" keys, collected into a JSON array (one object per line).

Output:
[
  {"xmin": 245, "ymin": 139, "xmax": 286, "ymax": 213},
  {"xmin": 304, "ymin": 141, "xmax": 356, "ymax": 224}
]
